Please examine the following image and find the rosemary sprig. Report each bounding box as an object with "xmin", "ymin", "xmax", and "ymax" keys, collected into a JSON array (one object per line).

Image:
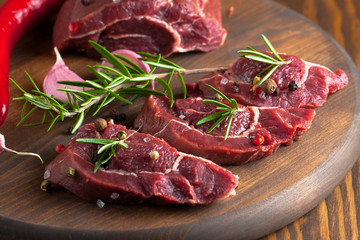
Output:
[
  {"xmin": 237, "ymin": 34, "xmax": 291, "ymax": 87},
  {"xmin": 196, "ymin": 84, "xmax": 243, "ymax": 140},
  {"xmin": 75, "ymin": 137, "xmax": 129, "ymax": 173},
  {"xmin": 11, "ymin": 41, "xmax": 225, "ymax": 133}
]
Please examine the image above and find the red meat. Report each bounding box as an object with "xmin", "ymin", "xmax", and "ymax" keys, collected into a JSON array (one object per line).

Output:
[
  {"xmin": 44, "ymin": 123, "xmax": 238, "ymax": 205},
  {"xmin": 134, "ymin": 95, "xmax": 316, "ymax": 165},
  {"xmin": 187, "ymin": 52, "xmax": 348, "ymax": 108},
  {"xmin": 53, "ymin": 0, "xmax": 226, "ymax": 57}
]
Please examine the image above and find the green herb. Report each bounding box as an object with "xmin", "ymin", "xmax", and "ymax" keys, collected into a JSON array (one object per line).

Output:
[
  {"xmin": 76, "ymin": 137, "xmax": 129, "ymax": 172},
  {"xmin": 237, "ymin": 34, "xmax": 291, "ymax": 88},
  {"xmin": 11, "ymin": 41, "xmax": 226, "ymax": 133},
  {"xmin": 196, "ymin": 84, "xmax": 243, "ymax": 140}
]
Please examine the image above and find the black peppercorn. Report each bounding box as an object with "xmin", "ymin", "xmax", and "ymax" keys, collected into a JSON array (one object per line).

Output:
[
  {"xmin": 288, "ymin": 81, "xmax": 298, "ymax": 91},
  {"xmin": 81, "ymin": 0, "xmax": 90, "ymax": 6},
  {"xmin": 110, "ymin": 109, "xmax": 126, "ymax": 121}
]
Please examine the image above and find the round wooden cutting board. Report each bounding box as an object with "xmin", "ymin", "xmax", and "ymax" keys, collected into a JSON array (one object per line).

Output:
[{"xmin": 0, "ymin": 0, "xmax": 359, "ymax": 239}]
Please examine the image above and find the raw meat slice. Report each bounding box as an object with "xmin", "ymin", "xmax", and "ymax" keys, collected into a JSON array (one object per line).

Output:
[
  {"xmin": 134, "ymin": 95, "xmax": 316, "ymax": 165},
  {"xmin": 187, "ymin": 52, "xmax": 348, "ymax": 108},
  {"xmin": 53, "ymin": 0, "xmax": 226, "ymax": 57},
  {"xmin": 44, "ymin": 123, "xmax": 238, "ymax": 205}
]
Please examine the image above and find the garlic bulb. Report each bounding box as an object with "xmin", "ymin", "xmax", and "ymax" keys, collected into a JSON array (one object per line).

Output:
[{"xmin": 43, "ymin": 47, "xmax": 86, "ymax": 102}]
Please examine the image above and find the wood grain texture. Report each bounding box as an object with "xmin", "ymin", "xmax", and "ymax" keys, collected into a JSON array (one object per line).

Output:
[
  {"xmin": 0, "ymin": 0, "xmax": 359, "ymax": 239},
  {"xmin": 263, "ymin": 1, "xmax": 360, "ymax": 239}
]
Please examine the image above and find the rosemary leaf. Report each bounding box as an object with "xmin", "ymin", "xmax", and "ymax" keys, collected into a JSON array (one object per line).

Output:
[
  {"xmin": 57, "ymin": 80, "xmax": 95, "ymax": 88},
  {"xmin": 238, "ymin": 49, "xmax": 279, "ymax": 62},
  {"xmin": 129, "ymin": 76, "xmax": 154, "ymax": 82},
  {"xmin": 94, "ymin": 149, "xmax": 111, "ymax": 173},
  {"xmin": 224, "ymin": 114, "xmax": 234, "ymax": 140},
  {"xmin": 25, "ymin": 72, "xmax": 41, "ymax": 92},
  {"xmin": 58, "ymin": 88, "xmax": 96, "ymax": 98},
  {"xmin": 89, "ymin": 40, "xmax": 132, "ymax": 78},
  {"xmin": 108, "ymin": 91, "xmax": 133, "ymax": 105},
  {"xmin": 31, "ymin": 90, "xmax": 69, "ymax": 112},
  {"xmin": 72, "ymin": 111, "xmax": 85, "ymax": 134},
  {"xmin": 196, "ymin": 111, "xmax": 226, "ymax": 125},
  {"xmin": 249, "ymin": 65, "xmax": 273, "ymax": 83},
  {"xmin": 24, "ymin": 94, "xmax": 53, "ymax": 110},
  {"xmin": 196, "ymin": 85, "xmax": 243, "ymax": 140},
  {"xmin": 144, "ymin": 61, "xmax": 183, "ymax": 71},
  {"xmin": 9, "ymin": 78, "xmax": 27, "ymax": 94},
  {"xmin": 76, "ymin": 138, "xmax": 115, "ymax": 145},
  {"xmin": 41, "ymin": 111, "xmax": 47, "ymax": 124},
  {"xmin": 87, "ymin": 65, "xmax": 114, "ymax": 83},
  {"xmin": 92, "ymin": 94, "xmax": 109, "ymax": 116},
  {"xmin": 85, "ymin": 80, "xmax": 105, "ymax": 89},
  {"xmin": 47, "ymin": 115, "xmax": 60, "ymax": 132},
  {"xmin": 113, "ymin": 54, "xmax": 146, "ymax": 74},
  {"xmin": 116, "ymin": 87, "xmax": 165, "ymax": 96},
  {"xmin": 202, "ymin": 99, "xmax": 233, "ymax": 109},
  {"xmin": 255, "ymin": 65, "xmax": 280, "ymax": 87},
  {"xmin": 21, "ymin": 101, "xmax": 28, "ymax": 119},
  {"xmin": 16, "ymin": 106, "xmax": 38, "ymax": 127},
  {"xmin": 261, "ymin": 34, "xmax": 284, "ymax": 62},
  {"xmin": 243, "ymin": 55, "xmax": 279, "ymax": 65},
  {"xmin": 156, "ymin": 78, "xmax": 174, "ymax": 107},
  {"xmin": 204, "ymin": 84, "xmax": 232, "ymax": 104},
  {"xmin": 177, "ymin": 71, "xmax": 187, "ymax": 99},
  {"xmin": 207, "ymin": 114, "xmax": 228, "ymax": 133},
  {"xmin": 138, "ymin": 52, "xmax": 184, "ymax": 70},
  {"xmin": 93, "ymin": 64, "xmax": 123, "ymax": 76},
  {"xmin": 104, "ymin": 78, "xmax": 127, "ymax": 89}
]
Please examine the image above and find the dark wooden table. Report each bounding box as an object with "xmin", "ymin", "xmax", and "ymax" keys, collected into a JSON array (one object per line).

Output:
[{"xmin": 264, "ymin": 1, "xmax": 360, "ymax": 239}]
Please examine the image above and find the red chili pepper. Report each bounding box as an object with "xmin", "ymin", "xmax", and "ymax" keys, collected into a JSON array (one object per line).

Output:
[{"xmin": 0, "ymin": 0, "xmax": 65, "ymax": 126}]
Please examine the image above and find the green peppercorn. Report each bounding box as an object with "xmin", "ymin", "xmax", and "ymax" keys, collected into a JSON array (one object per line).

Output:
[
  {"xmin": 214, "ymin": 93, "xmax": 223, "ymax": 101},
  {"xmin": 40, "ymin": 180, "xmax": 51, "ymax": 192},
  {"xmin": 65, "ymin": 167, "xmax": 75, "ymax": 177},
  {"xmin": 117, "ymin": 131, "xmax": 127, "ymax": 140},
  {"xmin": 288, "ymin": 81, "xmax": 298, "ymax": 91},
  {"xmin": 150, "ymin": 150, "xmax": 160, "ymax": 161}
]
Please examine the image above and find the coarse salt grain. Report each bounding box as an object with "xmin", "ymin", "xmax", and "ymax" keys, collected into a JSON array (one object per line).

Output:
[
  {"xmin": 220, "ymin": 78, "xmax": 228, "ymax": 85},
  {"xmin": 96, "ymin": 199, "xmax": 105, "ymax": 208},
  {"xmin": 44, "ymin": 170, "xmax": 51, "ymax": 179},
  {"xmin": 110, "ymin": 192, "xmax": 120, "ymax": 200},
  {"xmin": 143, "ymin": 137, "xmax": 151, "ymax": 142}
]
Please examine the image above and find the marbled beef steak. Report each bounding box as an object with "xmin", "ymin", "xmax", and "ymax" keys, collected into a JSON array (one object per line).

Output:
[
  {"xmin": 187, "ymin": 51, "xmax": 348, "ymax": 108},
  {"xmin": 44, "ymin": 123, "xmax": 238, "ymax": 205},
  {"xmin": 53, "ymin": 0, "xmax": 226, "ymax": 57},
  {"xmin": 134, "ymin": 95, "xmax": 316, "ymax": 165}
]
